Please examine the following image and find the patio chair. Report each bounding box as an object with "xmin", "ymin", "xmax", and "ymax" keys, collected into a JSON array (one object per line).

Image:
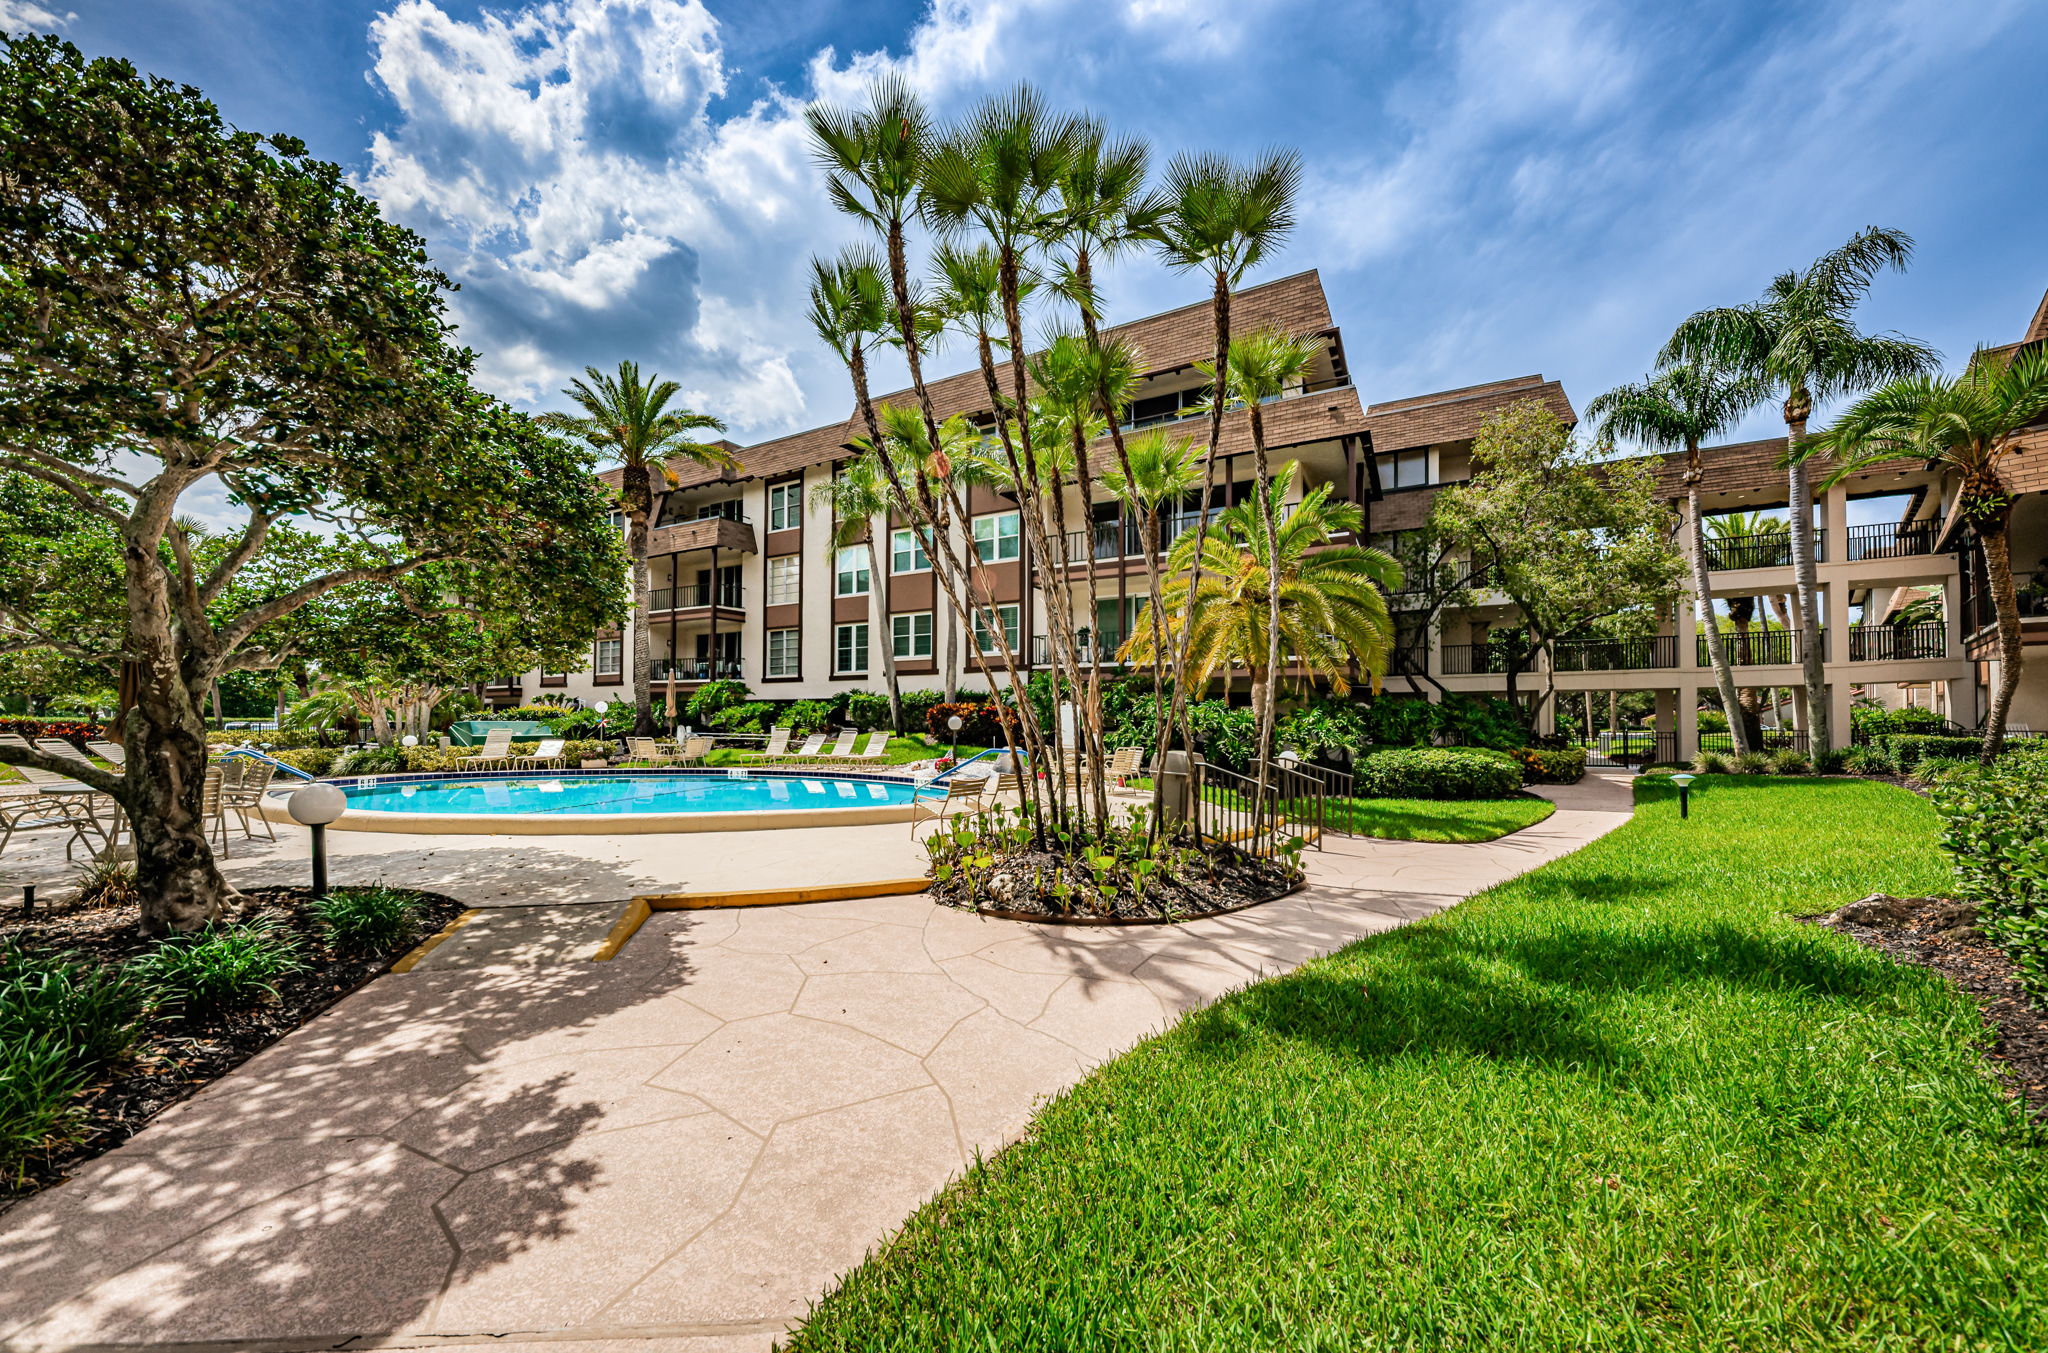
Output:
[
  {"xmin": 0, "ymin": 792, "xmax": 96, "ymax": 860},
  {"xmin": 911, "ymin": 775, "xmax": 987, "ymax": 837},
  {"xmin": 674, "ymin": 735, "xmax": 714, "ymax": 765},
  {"xmin": 627, "ymin": 736, "xmax": 675, "ymax": 766},
  {"xmin": 222, "ymin": 762, "xmax": 276, "ymax": 841},
  {"xmin": 511, "ymin": 737, "xmax": 567, "ymax": 770},
  {"xmin": 201, "ymin": 765, "xmax": 232, "ymax": 858},
  {"xmin": 1105, "ymin": 746, "xmax": 1145, "ymax": 785},
  {"xmin": 811, "ymin": 726, "xmax": 859, "ymax": 761},
  {"xmin": 461, "ymin": 728, "xmax": 518, "ymax": 770}
]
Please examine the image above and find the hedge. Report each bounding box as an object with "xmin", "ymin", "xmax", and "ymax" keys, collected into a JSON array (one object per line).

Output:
[
  {"xmin": 925, "ymin": 700, "xmax": 1019, "ymax": 746},
  {"xmin": 1881, "ymin": 733, "xmax": 1987, "ymax": 767},
  {"xmin": 0, "ymin": 714, "xmax": 103, "ymax": 745},
  {"xmin": 1509, "ymin": 745, "xmax": 1587, "ymax": 785},
  {"xmin": 1930, "ymin": 752, "xmax": 2048, "ymax": 1000},
  {"xmin": 1354, "ymin": 747, "xmax": 1523, "ymax": 800}
]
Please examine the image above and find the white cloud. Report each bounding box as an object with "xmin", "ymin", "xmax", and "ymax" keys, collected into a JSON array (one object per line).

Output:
[{"xmin": 1, "ymin": 2, "xmax": 71, "ymax": 32}]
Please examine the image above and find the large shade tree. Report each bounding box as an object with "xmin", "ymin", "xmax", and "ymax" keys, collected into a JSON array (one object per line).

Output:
[
  {"xmin": 0, "ymin": 37, "xmax": 624, "ymax": 931},
  {"xmin": 539, "ymin": 361, "xmax": 730, "ymax": 736},
  {"xmin": 1816, "ymin": 344, "xmax": 2048, "ymax": 759},
  {"xmin": 1587, "ymin": 359, "xmax": 1773, "ymax": 757},
  {"xmin": 1662, "ymin": 226, "xmax": 1936, "ymax": 754}
]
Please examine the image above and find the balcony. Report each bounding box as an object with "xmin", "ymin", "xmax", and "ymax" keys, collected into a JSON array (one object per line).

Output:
[
  {"xmin": 1843, "ymin": 521, "xmax": 1940, "ymax": 562},
  {"xmin": 1848, "ymin": 623, "xmax": 1947, "ymax": 661},
  {"xmin": 1552, "ymin": 635, "xmax": 1678, "ymax": 671},
  {"xmin": 1118, "ymin": 376, "xmax": 1354, "ymax": 435},
  {"xmin": 1029, "ymin": 629, "xmax": 1131, "ymax": 666},
  {"xmin": 649, "ymin": 584, "xmax": 744, "ymax": 614},
  {"xmin": 1699, "ymin": 628, "xmax": 1820, "ymax": 666},
  {"xmin": 651, "ymin": 658, "xmax": 744, "ymax": 683},
  {"xmin": 648, "ymin": 515, "xmax": 757, "ymax": 557},
  {"xmin": 1704, "ymin": 530, "xmax": 1821, "ymax": 571},
  {"xmin": 1441, "ymin": 643, "xmax": 1522, "ymax": 676}
]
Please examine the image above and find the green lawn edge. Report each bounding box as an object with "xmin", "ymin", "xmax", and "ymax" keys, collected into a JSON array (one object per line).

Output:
[{"xmin": 783, "ymin": 775, "xmax": 2047, "ymax": 1351}]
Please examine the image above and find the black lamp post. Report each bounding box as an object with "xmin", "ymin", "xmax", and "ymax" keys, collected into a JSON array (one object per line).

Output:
[{"xmin": 1670, "ymin": 771, "xmax": 1697, "ymax": 820}]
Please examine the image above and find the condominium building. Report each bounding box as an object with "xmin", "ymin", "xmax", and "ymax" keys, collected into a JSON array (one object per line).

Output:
[{"xmin": 510, "ymin": 272, "xmax": 2048, "ymax": 757}]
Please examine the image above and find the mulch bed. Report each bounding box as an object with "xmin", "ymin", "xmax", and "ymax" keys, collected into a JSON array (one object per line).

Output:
[
  {"xmin": 932, "ymin": 844, "xmax": 1302, "ymax": 925},
  {"xmin": 1814, "ymin": 894, "xmax": 2048, "ymax": 1121},
  {"xmin": 0, "ymin": 884, "xmax": 463, "ymax": 1209}
]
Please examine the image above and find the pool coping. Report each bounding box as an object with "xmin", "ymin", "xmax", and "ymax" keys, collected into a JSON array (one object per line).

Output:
[{"xmin": 257, "ymin": 767, "xmax": 932, "ymax": 836}]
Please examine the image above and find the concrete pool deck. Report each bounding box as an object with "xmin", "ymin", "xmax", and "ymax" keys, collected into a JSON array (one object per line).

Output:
[{"xmin": 0, "ymin": 773, "xmax": 1639, "ymax": 1352}]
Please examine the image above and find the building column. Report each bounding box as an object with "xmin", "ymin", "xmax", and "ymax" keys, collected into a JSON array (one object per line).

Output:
[
  {"xmin": 1677, "ymin": 682, "xmax": 1701, "ymax": 762},
  {"xmin": 1654, "ymin": 688, "xmax": 1679, "ymax": 764},
  {"xmin": 1822, "ymin": 484, "xmax": 1850, "ymax": 665},
  {"xmin": 1828, "ymin": 680, "xmax": 1854, "ymax": 756},
  {"xmin": 1824, "ymin": 580, "xmax": 1851, "ymax": 667}
]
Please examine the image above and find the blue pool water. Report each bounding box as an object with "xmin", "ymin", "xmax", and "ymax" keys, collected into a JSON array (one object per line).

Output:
[{"xmin": 341, "ymin": 773, "xmax": 923, "ymax": 816}]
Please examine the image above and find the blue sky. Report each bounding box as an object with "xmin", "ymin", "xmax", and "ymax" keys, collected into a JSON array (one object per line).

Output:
[{"xmin": 15, "ymin": 0, "xmax": 2048, "ymax": 456}]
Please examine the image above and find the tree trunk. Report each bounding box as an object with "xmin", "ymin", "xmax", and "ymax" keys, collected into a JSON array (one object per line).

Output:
[
  {"xmin": 1784, "ymin": 413, "xmax": 1829, "ymax": 754},
  {"xmin": 127, "ymin": 665, "xmax": 233, "ymax": 934},
  {"xmin": 621, "ymin": 460, "xmax": 656, "ymax": 738},
  {"xmin": 1167, "ymin": 267, "xmax": 1232, "ymax": 785},
  {"xmin": 867, "ymin": 537, "xmax": 903, "ymax": 734},
  {"xmin": 1687, "ymin": 450, "xmax": 1750, "ymax": 757},
  {"xmin": 945, "ymin": 620, "xmax": 958, "ymax": 704},
  {"xmin": 1979, "ymin": 513, "xmax": 2026, "ymax": 762}
]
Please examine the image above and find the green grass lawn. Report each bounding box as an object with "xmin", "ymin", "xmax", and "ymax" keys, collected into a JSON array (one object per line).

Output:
[
  {"xmin": 1319, "ymin": 792, "xmax": 1555, "ymax": 842},
  {"xmin": 700, "ymin": 734, "xmax": 987, "ymax": 769},
  {"xmin": 785, "ymin": 776, "xmax": 2047, "ymax": 1351}
]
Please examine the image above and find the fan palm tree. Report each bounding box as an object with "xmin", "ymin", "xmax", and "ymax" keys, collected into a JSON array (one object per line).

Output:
[
  {"xmin": 539, "ymin": 362, "xmax": 729, "ymax": 737},
  {"xmin": 1662, "ymin": 226, "xmax": 1937, "ymax": 753},
  {"xmin": 806, "ymin": 247, "xmax": 894, "ymax": 461},
  {"xmin": 1814, "ymin": 344, "xmax": 2048, "ymax": 759},
  {"xmin": 1151, "ymin": 148, "xmax": 1303, "ymax": 757},
  {"xmin": 1204, "ymin": 326, "xmax": 1323, "ymax": 814},
  {"xmin": 1124, "ymin": 466, "xmax": 1402, "ymax": 718},
  {"xmin": 1103, "ymin": 430, "xmax": 1203, "ymax": 781},
  {"xmin": 811, "ymin": 453, "xmax": 904, "ymax": 734},
  {"xmin": 1587, "ymin": 359, "xmax": 1774, "ymax": 756}
]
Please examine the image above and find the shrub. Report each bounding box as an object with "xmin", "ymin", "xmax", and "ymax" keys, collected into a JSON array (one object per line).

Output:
[
  {"xmin": 1436, "ymin": 694, "xmax": 1529, "ymax": 750},
  {"xmin": 1355, "ymin": 747, "xmax": 1522, "ymax": 800},
  {"xmin": 1909, "ymin": 756, "xmax": 1979, "ymax": 786},
  {"xmin": 315, "ymin": 887, "xmax": 424, "ymax": 954},
  {"xmin": 560, "ymin": 739, "xmax": 610, "ymax": 763},
  {"xmin": 1852, "ymin": 704, "xmax": 1950, "ymax": 739},
  {"xmin": 1510, "ymin": 745, "xmax": 1587, "ymax": 785},
  {"xmin": 494, "ymin": 703, "xmax": 581, "ymax": 722},
  {"xmin": 1692, "ymin": 750, "xmax": 1732, "ymax": 774},
  {"xmin": 785, "ymin": 699, "xmax": 838, "ymax": 735},
  {"xmin": 685, "ymin": 680, "xmax": 751, "ymax": 724},
  {"xmin": 1880, "ymin": 734, "xmax": 1984, "ymax": 768},
  {"xmin": 334, "ymin": 746, "xmax": 406, "ymax": 775},
  {"xmin": 925, "ymin": 701, "xmax": 1017, "ymax": 746},
  {"xmin": 128, "ymin": 914, "xmax": 304, "ymax": 1016},
  {"xmin": 204, "ymin": 728, "xmax": 326, "ymax": 750},
  {"xmin": 269, "ymin": 746, "xmax": 340, "ymax": 777},
  {"xmin": 1841, "ymin": 745, "xmax": 1894, "ymax": 776},
  {"xmin": 1354, "ymin": 696, "xmax": 1440, "ymax": 748},
  {"xmin": 0, "ymin": 944, "xmax": 148, "ymax": 1070},
  {"xmin": 1931, "ymin": 753, "xmax": 2048, "ymax": 999},
  {"xmin": 1733, "ymin": 751, "xmax": 1774, "ymax": 774},
  {"xmin": 843, "ymin": 691, "xmax": 893, "ymax": 730},
  {"xmin": 1277, "ymin": 699, "xmax": 1372, "ymax": 763},
  {"xmin": 710, "ymin": 701, "xmax": 776, "ymax": 733},
  {"xmin": 536, "ymin": 706, "xmax": 605, "ymax": 738},
  {"xmin": 898, "ymin": 688, "xmax": 946, "ymax": 727},
  {"xmin": 1768, "ymin": 748, "xmax": 1812, "ymax": 775},
  {"xmin": 0, "ymin": 714, "xmax": 104, "ymax": 745},
  {"xmin": 0, "ymin": 1034, "xmax": 91, "ymax": 1182},
  {"xmin": 1696, "ymin": 708, "xmax": 1729, "ymax": 733}
]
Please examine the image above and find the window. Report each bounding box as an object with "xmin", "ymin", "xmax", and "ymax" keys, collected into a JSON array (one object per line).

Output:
[
  {"xmin": 608, "ymin": 510, "xmax": 626, "ymax": 532},
  {"xmin": 835, "ymin": 622, "xmax": 869, "ymax": 674},
  {"xmin": 835, "ymin": 545, "xmax": 870, "ymax": 596},
  {"xmin": 1376, "ymin": 449, "xmax": 1428, "ymax": 490},
  {"xmin": 766, "ymin": 628, "xmax": 800, "ymax": 677},
  {"xmin": 768, "ymin": 481, "xmax": 802, "ymax": 532},
  {"xmin": 973, "ymin": 511, "xmax": 1020, "ymax": 563},
  {"xmin": 890, "ymin": 527, "xmax": 930, "ymax": 574},
  {"xmin": 698, "ymin": 499, "xmax": 743, "ymax": 522},
  {"xmin": 594, "ymin": 638, "xmax": 622, "ymax": 677},
  {"xmin": 766, "ymin": 555, "xmax": 801, "ymax": 605},
  {"xmin": 973, "ymin": 603, "xmax": 1021, "ymax": 655},
  {"xmin": 892, "ymin": 611, "xmax": 933, "ymax": 660}
]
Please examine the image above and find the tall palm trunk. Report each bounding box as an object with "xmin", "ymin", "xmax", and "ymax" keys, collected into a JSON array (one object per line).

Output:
[
  {"xmin": 1783, "ymin": 401, "xmax": 1829, "ymax": 753},
  {"xmin": 621, "ymin": 459, "xmax": 656, "ymax": 737},
  {"xmin": 865, "ymin": 536, "xmax": 903, "ymax": 732},
  {"xmin": 1686, "ymin": 443, "xmax": 1750, "ymax": 756},
  {"xmin": 1167, "ymin": 269, "xmax": 1231, "ymax": 791},
  {"xmin": 1978, "ymin": 509, "xmax": 2026, "ymax": 762},
  {"xmin": 1247, "ymin": 401, "xmax": 1284, "ymax": 830}
]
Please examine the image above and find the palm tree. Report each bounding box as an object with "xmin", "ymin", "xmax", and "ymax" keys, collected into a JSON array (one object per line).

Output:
[
  {"xmin": 1123, "ymin": 465, "xmax": 1402, "ymax": 718},
  {"xmin": 1206, "ymin": 326, "xmax": 1322, "ymax": 816},
  {"xmin": 1151, "ymin": 148, "xmax": 1302, "ymax": 759},
  {"xmin": 806, "ymin": 247, "xmax": 894, "ymax": 460},
  {"xmin": 1662, "ymin": 226, "xmax": 1937, "ymax": 753},
  {"xmin": 811, "ymin": 453, "xmax": 904, "ymax": 734},
  {"xmin": 1815, "ymin": 344, "xmax": 2048, "ymax": 759},
  {"xmin": 1587, "ymin": 359, "xmax": 1774, "ymax": 757},
  {"xmin": 1103, "ymin": 429, "xmax": 1203, "ymax": 786},
  {"xmin": 539, "ymin": 361, "xmax": 728, "ymax": 737}
]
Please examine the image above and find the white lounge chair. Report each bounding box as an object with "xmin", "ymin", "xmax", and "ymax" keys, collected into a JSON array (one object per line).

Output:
[
  {"xmin": 823, "ymin": 731, "xmax": 888, "ymax": 766},
  {"xmin": 758, "ymin": 726, "xmax": 792, "ymax": 757},
  {"xmin": 765, "ymin": 733, "xmax": 829, "ymax": 761},
  {"xmin": 462, "ymin": 728, "xmax": 517, "ymax": 770},
  {"xmin": 511, "ymin": 737, "xmax": 567, "ymax": 769},
  {"xmin": 86, "ymin": 740, "xmax": 127, "ymax": 766}
]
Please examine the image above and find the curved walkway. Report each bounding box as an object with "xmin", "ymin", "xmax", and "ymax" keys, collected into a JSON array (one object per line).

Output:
[{"xmin": 0, "ymin": 773, "xmax": 1636, "ymax": 1353}]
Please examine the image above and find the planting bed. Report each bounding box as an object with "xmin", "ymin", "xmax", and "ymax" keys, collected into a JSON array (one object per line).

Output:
[
  {"xmin": 929, "ymin": 840, "xmax": 1301, "ymax": 924},
  {"xmin": 1, "ymin": 884, "xmax": 461, "ymax": 1207}
]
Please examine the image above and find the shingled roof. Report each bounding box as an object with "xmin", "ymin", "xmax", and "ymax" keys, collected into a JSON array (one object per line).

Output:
[{"xmin": 1364, "ymin": 374, "xmax": 1575, "ymax": 454}]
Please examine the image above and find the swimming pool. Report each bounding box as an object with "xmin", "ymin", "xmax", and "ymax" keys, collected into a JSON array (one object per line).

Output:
[{"xmin": 261, "ymin": 770, "xmax": 933, "ymax": 835}]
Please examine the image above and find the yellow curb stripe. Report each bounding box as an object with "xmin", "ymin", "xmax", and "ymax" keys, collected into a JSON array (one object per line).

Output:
[
  {"xmin": 589, "ymin": 897, "xmax": 652, "ymax": 962},
  {"xmin": 391, "ymin": 909, "xmax": 479, "ymax": 974}
]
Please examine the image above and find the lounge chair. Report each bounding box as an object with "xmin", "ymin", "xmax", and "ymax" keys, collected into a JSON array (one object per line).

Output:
[
  {"xmin": 86, "ymin": 739, "xmax": 126, "ymax": 766},
  {"xmin": 758, "ymin": 726, "xmax": 792, "ymax": 757},
  {"xmin": 911, "ymin": 776, "xmax": 987, "ymax": 836},
  {"xmin": 626, "ymin": 736, "xmax": 675, "ymax": 766},
  {"xmin": 826, "ymin": 731, "xmax": 889, "ymax": 766},
  {"xmin": 35, "ymin": 738, "xmax": 101, "ymax": 774},
  {"xmin": 808, "ymin": 727, "xmax": 859, "ymax": 761},
  {"xmin": 462, "ymin": 728, "xmax": 518, "ymax": 770},
  {"xmin": 511, "ymin": 737, "xmax": 567, "ymax": 770},
  {"xmin": 0, "ymin": 792, "xmax": 96, "ymax": 860},
  {"xmin": 763, "ymin": 732, "xmax": 829, "ymax": 761}
]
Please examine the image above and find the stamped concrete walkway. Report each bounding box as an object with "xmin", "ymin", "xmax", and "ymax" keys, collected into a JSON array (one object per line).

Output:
[{"xmin": 0, "ymin": 774, "xmax": 1635, "ymax": 1353}]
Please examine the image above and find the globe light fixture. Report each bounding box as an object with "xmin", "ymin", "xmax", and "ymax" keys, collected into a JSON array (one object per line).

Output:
[
  {"xmin": 401, "ymin": 734, "xmax": 418, "ymax": 747},
  {"xmin": 946, "ymin": 713, "xmax": 964, "ymax": 765},
  {"xmin": 287, "ymin": 782, "xmax": 347, "ymax": 896},
  {"xmin": 1669, "ymin": 771, "xmax": 1698, "ymax": 820}
]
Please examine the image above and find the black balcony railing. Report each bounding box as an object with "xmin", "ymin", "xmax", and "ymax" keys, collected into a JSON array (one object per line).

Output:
[
  {"xmin": 1704, "ymin": 530, "xmax": 1828, "ymax": 570},
  {"xmin": 1701, "ymin": 627, "xmax": 1820, "ymax": 666},
  {"xmin": 1843, "ymin": 521, "xmax": 1938, "ymax": 562},
  {"xmin": 650, "ymin": 584, "xmax": 743, "ymax": 611},
  {"xmin": 1441, "ymin": 643, "xmax": 1517, "ymax": 676},
  {"xmin": 1848, "ymin": 623, "xmax": 1947, "ymax": 661},
  {"xmin": 651, "ymin": 658, "xmax": 744, "ymax": 682},
  {"xmin": 1551, "ymin": 635, "xmax": 1678, "ymax": 671},
  {"xmin": 1388, "ymin": 644, "xmax": 1430, "ymax": 675},
  {"xmin": 1030, "ymin": 629, "xmax": 1131, "ymax": 666},
  {"xmin": 1062, "ymin": 520, "xmax": 1151, "ymax": 562}
]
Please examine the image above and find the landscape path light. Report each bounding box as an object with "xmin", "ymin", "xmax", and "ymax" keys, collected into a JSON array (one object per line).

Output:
[
  {"xmin": 947, "ymin": 713, "xmax": 964, "ymax": 766},
  {"xmin": 1669, "ymin": 771, "xmax": 1698, "ymax": 820},
  {"xmin": 287, "ymin": 782, "xmax": 347, "ymax": 896}
]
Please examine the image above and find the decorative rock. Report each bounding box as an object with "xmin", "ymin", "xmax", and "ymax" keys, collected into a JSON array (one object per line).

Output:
[{"xmin": 1832, "ymin": 894, "xmax": 1915, "ymax": 926}]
